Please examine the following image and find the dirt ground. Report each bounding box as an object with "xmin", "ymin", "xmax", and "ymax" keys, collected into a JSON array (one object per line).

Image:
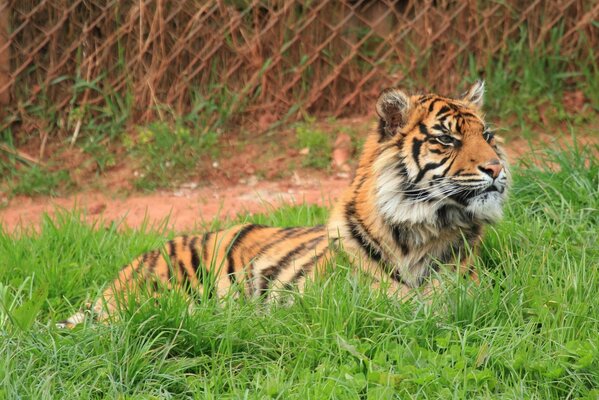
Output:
[
  {"xmin": 1, "ymin": 174, "xmax": 349, "ymax": 233},
  {"xmin": 1, "ymin": 122, "xmax": 597, "ymax": 234}
]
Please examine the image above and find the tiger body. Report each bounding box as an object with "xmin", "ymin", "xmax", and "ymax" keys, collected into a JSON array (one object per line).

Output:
[
  {"xmin": 59, "ymin": 81, "xmax": 509, "ymax": 328},
  {"xmin": 61, "ymin": 225, "xmax": 332, "ymax": 327}
]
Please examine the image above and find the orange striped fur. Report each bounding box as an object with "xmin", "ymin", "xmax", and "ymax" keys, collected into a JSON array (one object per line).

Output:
[{"xmin": 58, "ymin": 81, "xmax": 509, "ymax": 328}]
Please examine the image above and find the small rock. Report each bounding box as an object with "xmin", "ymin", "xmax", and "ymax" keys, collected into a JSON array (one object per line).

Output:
[
  {"xmin": 88, "ymin": 203, "xmax": 106, "ymax": 215},
  {"xmin": 180, "ymin": 182, "xmax": 199, "ymax": 190},
  {"xmin": 299, "ymin": 147, "xmax": 310, "ymax": 155},
  {"xmin": 212, "ymin": 161, "xmax": 219, "ymax": 169}
]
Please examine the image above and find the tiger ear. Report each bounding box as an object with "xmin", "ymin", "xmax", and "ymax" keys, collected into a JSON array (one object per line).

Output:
[
  {"xmin": 462, "ymin": 80, "xmax": 485, "ymax": 108},
  {"xmin": 376, "ymin": 88, "xmax": 411, "ymax": 137}
]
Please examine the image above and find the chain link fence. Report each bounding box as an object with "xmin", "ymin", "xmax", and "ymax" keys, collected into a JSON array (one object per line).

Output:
[{"xmin": 1, "ymin": 0, "xmax": 597, "ymax": 138}]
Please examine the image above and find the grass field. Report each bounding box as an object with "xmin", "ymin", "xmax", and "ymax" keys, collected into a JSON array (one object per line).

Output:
[{"xmin": 0, "ymin": 140, "xmax": 598, "ymax": 399}]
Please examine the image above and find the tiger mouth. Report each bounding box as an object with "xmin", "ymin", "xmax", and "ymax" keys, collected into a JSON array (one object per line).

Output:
[
  {"xmin": 482, "ymin": 186, "xmax": 499, "ymax": 194},
  {"xmin": 450, "ymin": 184, "xmax": 503, "ymax": 204}
]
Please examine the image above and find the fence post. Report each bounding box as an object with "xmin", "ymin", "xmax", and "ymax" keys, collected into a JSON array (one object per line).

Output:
[{"xmin": 0, "ymin": 1, "xmax": 10, "ymax": 105}]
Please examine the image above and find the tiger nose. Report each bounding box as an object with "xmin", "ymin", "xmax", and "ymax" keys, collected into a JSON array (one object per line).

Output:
[{"xmin": 478, "ymin": 159, "xmax": 502, "ymax": 179}]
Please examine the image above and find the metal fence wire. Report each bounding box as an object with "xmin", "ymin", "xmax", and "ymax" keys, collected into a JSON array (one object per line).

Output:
[{"xmin": 0, "ymin": 0, "xmax": 597, "ymax": 137}]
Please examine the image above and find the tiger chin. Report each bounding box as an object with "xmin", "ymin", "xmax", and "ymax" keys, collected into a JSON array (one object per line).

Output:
[{"xmin": 57, "ymin": 81, "xmax": 509, "ymax": 329}]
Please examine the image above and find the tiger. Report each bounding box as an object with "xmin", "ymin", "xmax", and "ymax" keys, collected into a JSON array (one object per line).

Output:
[{"xmin": 57, "ymin": 81, "xmax": 509, "ymax": 328}]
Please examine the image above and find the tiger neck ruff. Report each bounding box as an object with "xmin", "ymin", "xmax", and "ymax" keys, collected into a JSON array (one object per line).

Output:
[{"xmin": 58, "ymin": 81, "xmax": 509, "ymax": 328}]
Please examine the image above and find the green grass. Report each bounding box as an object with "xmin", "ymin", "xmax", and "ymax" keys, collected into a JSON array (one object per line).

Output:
[
  {"xmin": 125, "ymin": 121, "xmax": 219, "ymax": 191},
  {"xmin": 0, "ymin": 140, "xmax": 598, "ymax": 398},
  {"xmin": 1, "ymin": 161, "xmax": 73, "ymax": 198},
  {"xmin": 295, "ymin": 118, "xmax": 332, "ymax": 170},
  {"xmin": 476, "ymin": 26, "xmax": 597, "ymax": 129}
]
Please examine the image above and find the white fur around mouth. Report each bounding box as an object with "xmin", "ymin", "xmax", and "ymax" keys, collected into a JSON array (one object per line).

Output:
[{"xmin": 465, "ymin": 191, "xmax": 505, "ymax": 222}]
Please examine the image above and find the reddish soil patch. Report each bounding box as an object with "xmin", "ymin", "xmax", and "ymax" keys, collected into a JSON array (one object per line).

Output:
[
  {"xmin": 1, "ymin": 119, "xmax": 597, "ymax": 234},
  {"xmin": 1, "ymin": 174, "xmax": 350, "ymax": 234}
]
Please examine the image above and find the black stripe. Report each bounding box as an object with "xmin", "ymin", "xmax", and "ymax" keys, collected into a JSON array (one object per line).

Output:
[
  {"xmin": 412, "ymin": 138, "xmax": 424, "ymax": 169},
  {"xmin": 414, "ymin": 156, "xmax": 451, "ymax": 183},
  {"xmin": 288, "ymin": 245, "xmax": 329, "ymax": 285},
  {"xmin": 431, "ymin": 123, "xmax": 448, "ymax": 133},
  {"xmin": 168, "ymin": 240, "xmax": 177, "ymax": 258},
  {"xmin": 345, "ymin": 201, "xmax": 383, "ymax": 263},
  {"xmin": 396, "ymin": 136, "xmax": 405, "ymax": 151},
  {"xmin": 147, "ymin": 250, "xmax": 160, "ymax": 274},
  {"xmin": 181, "ymin": 235, "xmax": 189, "ymax": 247},
  {"xmin": 428, "ymin": 99, "xmax": 441, "ymax": 112},
  {"xmin": 177, "ymin": 260, "xmax": 194, "ymax": 293},
  {"xmin": 388, "ymin": 267, "xmax": 407, "ymax": 285},
  {"xmin": 436, "ymin": 105, "xmax": 451, "ymax": 116},
  {"xmin": 390, "ymin": 224, "xmax": 410, "ymax": 255},
  {"xmin": 137, "ymin": 252, "xmax": 150, "ymax": 270},
  {"xmin": 436, "ymin": 205, "xmax": 452, "ymax": 229},
  {"xmin": 418, "ymin": 94, "xmax": 433, "ymax": 104},
  {"xmin": 129, "ymin": 252, "xmax": 150, "ymax": 282},
  {"xmin": 418, "ymin": 94, "xmax": 435, "ymax": 104},
  {"xmin": 226, "ymin": 225, "xmax": 263, "ymax": 284},
  {"xmin": 418, "ymin": 123, "xmax": 430, "ymax": 137},
  {"xmin": 352, "ymin": 171, "xmax": 368, "ymax": 194},
  {"xmin": 201, "ymin": 232, "xmax": 212, "ymax": 265},
  {"xmin": 164, "ymin": 243, "xmax": 177, "ymax": 281},
  {"xmin": 456, "ymin": 117, "xmax": 464, "ymax": 134},
  {"xmin": 466, "ymin": 224, "xmax": 482, "ymax": 245},
  {"xmin": 259, "ymin": 235, "xmax": 324, "ymax": 294},
  {"xmin": 189, "ymin": 235, "xmax": 215, "ymax": 298},
  {"xmin": 395, "ymin": 160, "xmax": 431, "ymax": 201},
  {"xmin": 396, "ymin": 160, "xmax": 409, "ymax": 178},
  {"xmin": 439, "ymin": 155, "xmax": 456, "ymax": 177},
  {"xmin": 255, "ymin": 226, "xmax": 324, "ymax": 258},
  {"xmin": 245, "ymin": 226, "xmax": 320, "ymax": 297},
  {"xmin": 254, "ymin": 228, "xmax": 300, "ymax": 255},
  {"xmin": 177, "ymin": 260, "xmax": 188, "ymax": 283},
  {"xmin": 459, "ymin": 111, "xmax": 476, "ymax": 119},
  {"xmin": 414, "ymin": 156, "xmax": 450, "ymax": 183},
  {"xmin": 189, "ymin": 236, "xmax": 200, "ymax": 273}
]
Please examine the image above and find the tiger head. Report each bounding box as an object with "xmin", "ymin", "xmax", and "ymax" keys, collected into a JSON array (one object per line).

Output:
[{"xmin": 373, "ymin": 81, "xmax": 509, "ymax": 226}]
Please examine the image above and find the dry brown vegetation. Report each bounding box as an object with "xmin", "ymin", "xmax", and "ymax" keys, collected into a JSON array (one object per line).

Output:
[{"xmin": 2, "ymin": 0, "xmax": 597, "ymax": 139}]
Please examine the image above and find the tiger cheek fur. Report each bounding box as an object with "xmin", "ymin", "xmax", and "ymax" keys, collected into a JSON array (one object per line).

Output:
[{"xmin": 58, "ymin": 81, "xmax": 509, "ymax": 328}]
